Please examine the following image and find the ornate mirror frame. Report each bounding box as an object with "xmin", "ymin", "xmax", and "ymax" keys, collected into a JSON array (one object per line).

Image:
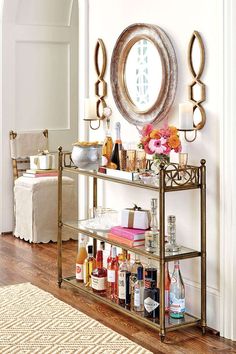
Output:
[{"xmin": 110, "ymin": 23, "xmax": 178, "ymax": 126}]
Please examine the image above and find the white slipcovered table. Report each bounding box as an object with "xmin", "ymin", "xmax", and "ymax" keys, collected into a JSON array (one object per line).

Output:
[{"xmin": 14, "ymin": 176, "xmax": 77, "ymax": 243}]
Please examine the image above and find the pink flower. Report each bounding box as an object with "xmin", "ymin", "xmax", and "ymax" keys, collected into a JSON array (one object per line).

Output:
[
  {"xmin": 174, "ymin": 145, "xmax": 182, "ymax": 153},
  {"xmin": 141, "ymin": 124, "xmax": 154, "ymax": 137},
  {"xmin": 148, "ymin": 138, "xmax": 167, "ymax": 154},
  {"xmin": 143, "ymin": 142, "xmax": 154, "ymax": 155},
  {"xmin": 159, "ymin": 127, "xmax": 171, "ymax": 138}
]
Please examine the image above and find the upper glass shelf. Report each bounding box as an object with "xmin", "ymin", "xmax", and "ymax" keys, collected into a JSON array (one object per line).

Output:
[
  {"xmin": 63, "ymin": 219, "xmax": 201, "ymax": 262},
  {"xmin": 62, "ymin": 163, "xmax": 201, "ymax": 192}
]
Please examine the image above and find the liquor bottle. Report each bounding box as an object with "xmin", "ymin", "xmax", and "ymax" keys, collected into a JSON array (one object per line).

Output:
[
  {"xmin": 144, "ymin": 280, "xmax": 160, "ymax": 318},
  {"xmin": 91, "ymin": 250, "xmax": 107, "ymax": 296},
  {"xmin": 170, "ymin": 260, "xmax": 185, "ymax": 318},
  {"xmin": 130, "ymin": 254, "xmax": 143, "ymax": 309},
  {"xmin": 76, "ymin": 236, "xmax": 88, "ymax": 282},
  {"xmin": 165, "ymin": 262, "xmax": 171, "ymax": 312},
  {"xmin": 133, "ymin": 266, "xmax": 145, "ymax": 312},
  {"xmin": 118, "ymin": 251, "xmax": 131, "ymax": 306},
  {"xmin": 143, "ymin": 258, "xmax": 159, "ymax": 318},
  {"xmin": 106, "ymin": 245, "xmax": 113, "ymax": 269},
  {"xmin": 107, "ymin": 246, "xmax": 119, "ymax": 301},
  {"xmin": 145, "ymin": 198, "xmax": 158, "ymax": 253},
  {"xmin": 165, "ymin": 215, "xmax": 181, "ymax": 252},
  {"xmin": 102, "ymin": 119, "xmax": 113, "ymax": 163},
  {"xmin": 83, "ymin": 245, "xmax": 96, "ymax": 286},
  {"xmin": 144, "ymin": 258, "xmax": 157, "ymax": 288},
  {"xmin": 111, "ymin": 122, "xmax": 122, "ymax": 170}
]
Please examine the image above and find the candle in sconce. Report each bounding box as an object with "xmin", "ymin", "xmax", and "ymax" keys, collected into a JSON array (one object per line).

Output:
[
  {"xmin": 84, "ymin": 98, "xmax": 97, "ymax": 119},
  {"xmin": 179, "ymin": 103, "xmax": 193, "ymax": 130}
]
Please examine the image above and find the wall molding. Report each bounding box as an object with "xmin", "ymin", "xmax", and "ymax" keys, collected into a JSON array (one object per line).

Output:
[{"xmin": 220, "ymin": 0, "xmax": 236, "ymax": 340}]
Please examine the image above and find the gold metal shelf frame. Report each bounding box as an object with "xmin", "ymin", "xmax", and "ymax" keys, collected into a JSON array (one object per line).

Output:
[{"xmin": 57, "ymin": 147, "xmax": 206, "ymax": 342}]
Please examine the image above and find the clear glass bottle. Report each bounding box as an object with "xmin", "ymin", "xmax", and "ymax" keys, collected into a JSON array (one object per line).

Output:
[
  {"xmin": 102, "ymin": 119, "xmax": 113, "ymax": 163},
  {"xmin": 118, "ymin": 251, "xmax": 131, "ymax": 306},
  {"xmin": 83, "ymin": 245, "xmax": 96, "ymax": 286},
  {"xmin": 165, "ymin": 215, "xmax": 181, "ymax": 252},
  {"xmin": 91, "ymin": 250, "xmax": 107, "ymax": 296},
  {"xmin": 133, "ymin": 266, "xmax": 145, "ymax": 312},
  {"xmin": 169, "ymin": 260, "xmax": 185, "ymax": 318},
  {"xmin": 145, "ymin": 198, "xmax": 158, "ymax": 253},
  {"xmin": 130, "ymin": 254, "xmax": 143, "ymax": 309},
  {"xmin": 165, "ymin": 262, "xmax": 171, "ymax": 312},
  {"xmin": 76, "ymin": 236, "xmax": 88, "ymax": 282},
  {"xmin": 107, "ymin": 247, "xmax": 119, "ymax": 301}
]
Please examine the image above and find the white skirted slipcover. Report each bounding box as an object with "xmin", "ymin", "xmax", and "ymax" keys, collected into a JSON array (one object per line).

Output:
[{"xmin": 14, "ymin": 176, "xmax": 77, "ymax": 243}]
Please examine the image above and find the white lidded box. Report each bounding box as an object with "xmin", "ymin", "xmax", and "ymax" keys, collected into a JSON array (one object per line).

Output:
[
  {"xmin": 121, "ymin": 206, "xmax": 151, "ymax": 230},
  {"xmin": 30, "ymin": 153, "xmax": 55, "ymax": 170}
]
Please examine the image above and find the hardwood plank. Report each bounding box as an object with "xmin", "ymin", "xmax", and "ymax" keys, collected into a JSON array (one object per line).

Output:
[{"xmin": 0, "ymin": 234, "xmax": 236, "ymax": 354}]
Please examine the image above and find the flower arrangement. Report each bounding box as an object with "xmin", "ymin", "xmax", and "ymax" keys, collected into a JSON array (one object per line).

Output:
[{"xmin": 139, "ymin": 124, "xmax": 182, "ymax": 157}]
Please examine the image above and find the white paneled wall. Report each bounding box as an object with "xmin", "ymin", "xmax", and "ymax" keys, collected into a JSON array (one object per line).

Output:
[{"xmin": 87, "ymin": 0, "xmax": 221, "ymax": 330}]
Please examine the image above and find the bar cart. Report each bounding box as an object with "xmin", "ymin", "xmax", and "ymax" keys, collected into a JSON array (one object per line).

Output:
[{"xmin": 57, "ymin": 147, "xmax": 206, "ymax": 341}]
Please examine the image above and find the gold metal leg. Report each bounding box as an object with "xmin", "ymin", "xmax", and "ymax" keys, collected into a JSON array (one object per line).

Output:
[
  {"xmin": 57, "ymin": 147, "xmax": 63, "ymax": 287},
  {"xmin": 159, "ymin": 163, "xmax": 166, "ymax": 340},
  {"xmin": 200, "ymin": 159, "xmax": 207, "ymax": 334},
  {"xmin": 93, "ymin": 177, "xmax": 98, "ymax": 257}
]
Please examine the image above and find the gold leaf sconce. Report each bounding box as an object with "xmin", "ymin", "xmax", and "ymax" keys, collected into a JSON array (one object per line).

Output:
[{"xmin": 187, "ymin": 31, "xmax": 206, "ymax": 140}]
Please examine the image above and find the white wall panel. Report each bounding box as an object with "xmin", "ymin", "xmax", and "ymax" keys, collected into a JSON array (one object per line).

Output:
[
  {"xmin": 16, "ymin": 0, "xmax": 73, "ymax": 26},
  {"xmin": 15, "ymin": 41, "xmax": 70, "ymax": 131}
]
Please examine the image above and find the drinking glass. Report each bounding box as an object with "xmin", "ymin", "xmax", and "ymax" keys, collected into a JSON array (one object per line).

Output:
[
  {"xmin": 135, "ymin": 149, "xmax": 146, "ymax": 171},
  {"xmin": 126, "ymin": 150, "xmax": 136, "ymax": 171},
  {"xmin": 178, "ymin": 153, "xmax": 188, "ymax": 182}
]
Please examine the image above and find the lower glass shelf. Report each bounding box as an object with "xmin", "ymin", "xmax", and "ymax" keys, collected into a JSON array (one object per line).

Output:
[{"xmin": 63, "ymin": 276, "xmax": 200, "ymax": 333}]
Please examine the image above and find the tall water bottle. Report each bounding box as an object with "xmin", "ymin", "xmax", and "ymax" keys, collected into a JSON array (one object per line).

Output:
[{"xmin": 169, "ymin": 260, "xmax": 185, "ymax": 318}]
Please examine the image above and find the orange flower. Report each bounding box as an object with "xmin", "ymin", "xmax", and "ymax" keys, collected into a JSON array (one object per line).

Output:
[
  {"xmin": 169, "ymin": 126, "xmax": 178, "ymax": 135},
  {"xmin": 168, "ymin": 135, "xmax": 181, "ymax": 149},
  {"xmin": 150, "ymin": 129, "xmax": 161, "ymax": 139},
  {"xmin": 141, "ymin": 136, "xmax": 150, "ymax": 145}
]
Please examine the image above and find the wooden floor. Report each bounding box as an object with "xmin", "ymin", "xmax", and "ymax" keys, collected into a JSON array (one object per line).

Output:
[{"xmin": 0, "ymin": 234, "xmax": 235, "ymax": 354}]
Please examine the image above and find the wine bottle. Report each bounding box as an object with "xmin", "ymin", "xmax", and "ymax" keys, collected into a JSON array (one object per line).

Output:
[
  {"xmin": 76, "ymin": 236, "xmax": 88, "ymax": 282},
  {"xmin": 111, "ymin": 122, "xmax": 122, "ymax": 169},
  {"xmin": 165, "ymin": 262, "xmax": 171, "ymax": 312},
  {"xmin": 83, "ymin": 245, "xmax": 96, "ymax": 286},
  {"xmin": 169, "ymin": 260, "xmax": 185, "ymax": 318},
  {"xmin": 130, "ymin": 254, "xmax": 143, "ymax": 309},
  {"xmin": 107, "ymin": 246, "xmax": 119, "ymax": 301},
  {"xmin": 91, "ymin": 250, "xmax": 107, "ymax": 296},
  {"xmin": 133, "ymin": 266, "xmax": 145, "ymax": 312},
  {"xmin": 102, "ymin": 119, "xmax": 113, "ymax": 164}
]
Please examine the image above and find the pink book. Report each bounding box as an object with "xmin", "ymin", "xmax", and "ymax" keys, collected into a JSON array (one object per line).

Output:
[{"xmin": 110, "ymin": 226, "xmax": 146, "ymax": 241}]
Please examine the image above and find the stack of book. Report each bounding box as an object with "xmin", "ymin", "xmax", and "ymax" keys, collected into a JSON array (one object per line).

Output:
[
  {"xmin": 23, "ymin": 169, "xmax": 58, "ymax": 178},
  {"xmin": 108, "ymin": 226, "xmax": 145, "ymax": 247}
]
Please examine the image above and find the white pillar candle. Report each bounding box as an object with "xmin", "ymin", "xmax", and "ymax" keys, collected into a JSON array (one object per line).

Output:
[
  {"xmin": 84, "ymin": 98, "xmax": 97, "ymax": 119},
  {"xmin": 179, "ymin": 103, "xmax": 193, "ymax": 130}
]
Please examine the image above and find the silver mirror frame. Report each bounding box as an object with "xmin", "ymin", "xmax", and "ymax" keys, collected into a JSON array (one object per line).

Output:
[{"xmin": 110, "ymin": 23, "xmax": 178, "ymax": 127}]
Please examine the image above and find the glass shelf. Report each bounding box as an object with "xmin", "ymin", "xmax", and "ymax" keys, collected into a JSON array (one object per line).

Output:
[
  {"xmin": 63, "ymin": 165, "xmax": 200, "ymax": 192},
  {"xmin": 63, "ymin": 219, "xmax": 201, "ymax": 262},
  {"xmin": 63, "ymin": 276, "xmax": 200, "ymax": 333}
]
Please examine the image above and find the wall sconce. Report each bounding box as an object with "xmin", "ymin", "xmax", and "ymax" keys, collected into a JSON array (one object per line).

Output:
[
  {"xmin": 178, "ymin": 31, "xmax": 206, "ymax": 143},
  {"xmin": 84, "ymin": 39, "xmax": 108, "ymax": 130}
]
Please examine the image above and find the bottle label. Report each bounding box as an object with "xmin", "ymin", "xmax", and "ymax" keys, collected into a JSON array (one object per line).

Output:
[
  {"xmin": 170, "ymin": 295, "xmax": 185, "ymax": 313},
  {"xmin": 144, "ymin": 297, "xmax": 159, "ymax": 313},
  {"xmin": 76, "ymin": 263, "xmax": 83, "ymax": 280},
  {"xmin": 91, "ymin": 276, "xmax": 106, "ymax": 291},
  {"xmin": 134, "ymin": 288, "xmax": 141, "ymax": 307},
  {"xmin": 118, "ymin": 271, "xmax": 126, "ymax": 300},
  {"xmin": 107, "ymin": 269, "xmax": 116, "ymax": 283}
]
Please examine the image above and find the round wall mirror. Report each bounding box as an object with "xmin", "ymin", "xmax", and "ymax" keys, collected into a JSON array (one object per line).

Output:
[
  {"xmin": 124, "ymin": 39, "xmax": 162, "ymax": 112},
  {"xmin": 110, "ymin": 23, "xmax": 178, "ymax": 126}
]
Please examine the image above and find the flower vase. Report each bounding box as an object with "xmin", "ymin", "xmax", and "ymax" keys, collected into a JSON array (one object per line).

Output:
[{"xmin": 152, "ymin": 154, "xmax": 170, "ymax": 173}]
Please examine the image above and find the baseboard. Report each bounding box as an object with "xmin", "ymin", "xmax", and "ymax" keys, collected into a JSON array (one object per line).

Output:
[{"xmin": 184, "ymin": 278, "xmax": 220, "ymax": 331}]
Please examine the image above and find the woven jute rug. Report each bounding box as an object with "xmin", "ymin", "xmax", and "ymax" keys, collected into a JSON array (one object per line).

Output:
[{"xmin": 0, "ymin": 283, "xmax": 152, "ymax": 354}]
